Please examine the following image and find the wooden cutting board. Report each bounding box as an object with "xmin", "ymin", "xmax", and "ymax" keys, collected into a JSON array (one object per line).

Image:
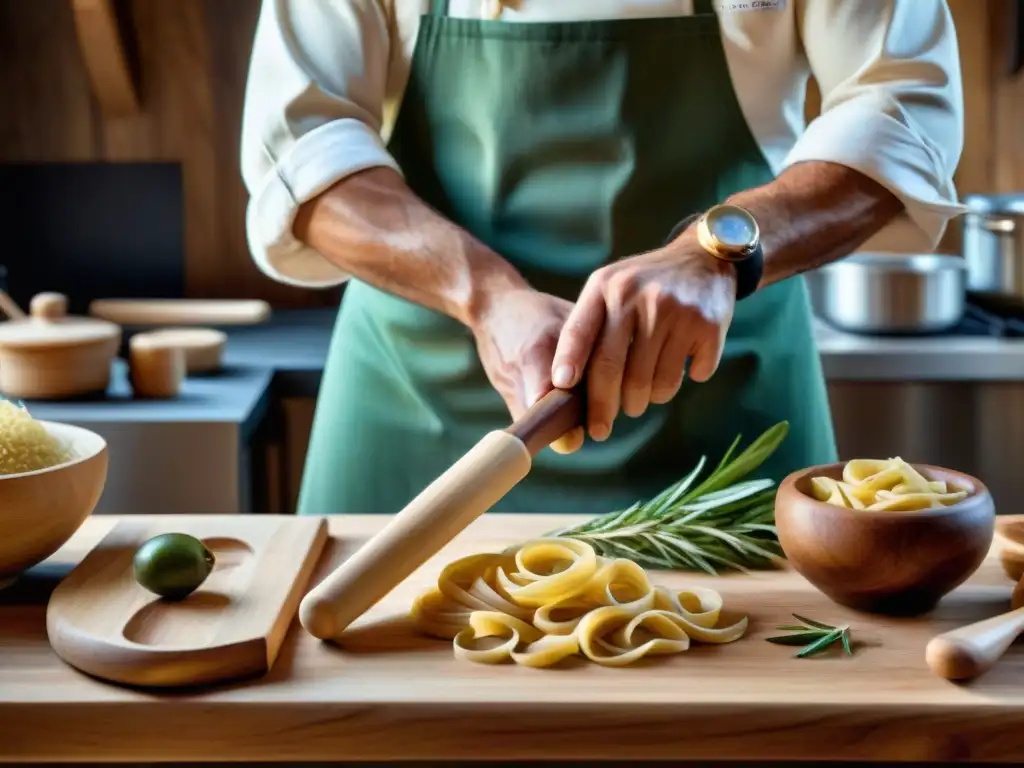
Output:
[
  {"xmin": 46, "ymin": 515, "xmax": 327, "ymax": 688},
  {"xmin": 6, "ymin": 514, "xmax": 1024, "ymax": 762}
]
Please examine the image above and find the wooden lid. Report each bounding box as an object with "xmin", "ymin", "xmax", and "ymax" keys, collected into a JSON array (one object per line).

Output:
[
  {"xmin": 137, "ymin": 327, "xmax": 227, "ymax": 349},
  {"xmin": 0, "ymin": 293, "xmax": 120, "ymax": 350}
]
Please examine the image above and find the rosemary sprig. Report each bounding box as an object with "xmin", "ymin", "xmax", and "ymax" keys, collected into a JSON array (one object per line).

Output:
[
  {"xmin": 545, "ymin": 421, "xmax": 790, "ymax": 574},
  {"xmin": 765, "ymin": 614, "xmax": 854, "ymax": 658}
]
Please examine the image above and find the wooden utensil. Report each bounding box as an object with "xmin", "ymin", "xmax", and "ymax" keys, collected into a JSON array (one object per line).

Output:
[
  {"xmin": 299, "ymin": 388, "xmax": 583, "ymax": 642},
  {"xmin": 128, "ymin": 333, "xmax": 186, "ymax": 398},
  {"xmin": 926, "ymin": 576, "xmax": 1024, "ymax": 681},
  {"xmin": 47, "ymin": 515, "xmax": 328, "ymax": 688},
  {"xmin": 0, "ymin": 292, "xmax": 121, "ymax": 400},
  {"xmin": 89, "ymin": 299, "xmax": 270, "ymax": 326},
  {"xmin": 0, "ymin": 290, "xmax": 26, "ymax": 320},
  {"xmin": 140, "ymin": 327, "xmax": 227, "ymax": 373}
]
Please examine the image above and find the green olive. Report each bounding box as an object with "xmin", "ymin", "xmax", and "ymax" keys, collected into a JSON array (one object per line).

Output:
[{"xmin": 133, "ymin": 533, "xmax": 216, "ymax": 601}]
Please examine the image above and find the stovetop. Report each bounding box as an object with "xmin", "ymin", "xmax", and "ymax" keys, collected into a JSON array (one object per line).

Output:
[{"xmin": 957, "ymin": 297, "xmax": 1024, "ymax": 338}]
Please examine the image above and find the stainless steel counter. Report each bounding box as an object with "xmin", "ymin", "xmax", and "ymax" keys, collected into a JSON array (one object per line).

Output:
[{"xmin": 813, "ymin": 319, "xmax": 1024, "ymax": 381}]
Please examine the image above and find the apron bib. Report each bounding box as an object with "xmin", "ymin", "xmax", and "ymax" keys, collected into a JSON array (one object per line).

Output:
[{"xmin": 298, "ymin": 0, "xmax": 838, "ymax": 516}]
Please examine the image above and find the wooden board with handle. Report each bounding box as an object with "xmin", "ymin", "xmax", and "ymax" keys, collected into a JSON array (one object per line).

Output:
[
  {"xmin": 46, "ymin": 515, "xmax": 327, "ymax": 688},
  {"xmin": 88, "ymin": 299, "xmax": 271, "ymax": 326},
  {"xmin": 6, "ymin": 513, "xmax": 1024, "ymax": 763}
]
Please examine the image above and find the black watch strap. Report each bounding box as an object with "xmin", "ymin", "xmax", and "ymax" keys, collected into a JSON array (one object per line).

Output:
[{"xmin": 665, "ymin": 214, "xmax": 764, "ymax": 302}]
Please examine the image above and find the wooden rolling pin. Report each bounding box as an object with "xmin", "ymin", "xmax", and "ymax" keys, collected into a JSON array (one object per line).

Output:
[
  {"xmin": 926, "ymin": 576, "xmax": 1024, "ymax": 681},
  {"xmin": 299, "ymin": 388, "xmax": 584, "ymax": 642},
  {"xmin": 89, "ymin": 299, "xmax": 270, "ymax": 326}
]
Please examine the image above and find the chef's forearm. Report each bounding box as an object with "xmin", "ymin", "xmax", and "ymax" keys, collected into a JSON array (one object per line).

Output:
[
  {"xmin": 293, "ymin": 167, "xmax": 527, "ymax": 326},
  {"xmin": 725, "ymin": 160, "xmax": 904, "ymax": 287}
]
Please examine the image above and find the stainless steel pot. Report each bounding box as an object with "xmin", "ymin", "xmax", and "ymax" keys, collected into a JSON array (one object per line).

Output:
[
  {"xmin": 806, "ymin": 253, "xmax": 966, "ymax": 335},
  {"xmin": 962, "ymin": 193, "xmax": 1024, "ymax": 310}
]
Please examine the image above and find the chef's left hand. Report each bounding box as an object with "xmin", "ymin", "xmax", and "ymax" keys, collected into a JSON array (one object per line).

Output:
[{"xmin": 551, "ymin": 235, "xmax": 737, "ymax": 443}]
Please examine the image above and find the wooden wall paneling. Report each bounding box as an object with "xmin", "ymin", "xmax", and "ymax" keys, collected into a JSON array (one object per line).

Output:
[
  {"xmin": 0, "ymin": 0, "xmax": 97, "ymax": 161},
  {"xmin": 0, "ymin": 0, "xmax": 342, "ymax": 307},
  {"xmin": 203, "ymin": 0, "xmax": 261, "ymax": 303},
  {"xmin": 0, "ymin": 0, "xmax": 1015, "ymax": 302},
  {"xmin": 949, "ymin": 0, "xmax": 995, "ymax": 198},
  {"xmin": 993, "ymin": 0, "xmax": 1024, "ymax": 192},
  {"xmin": 70, "ymin": 0, "xmax": 141, "ymax": 117},
  {"xmin": 126, "ymin": 0, "xmax": 219, "ymax": 299}
]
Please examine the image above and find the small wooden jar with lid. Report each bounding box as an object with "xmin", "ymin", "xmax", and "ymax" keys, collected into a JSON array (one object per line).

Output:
[{"xmin": 0, "ymin": 292, "xmax": 121, "ymax": 400}]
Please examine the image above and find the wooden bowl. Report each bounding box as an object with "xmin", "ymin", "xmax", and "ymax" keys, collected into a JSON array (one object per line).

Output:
[
  {"xmin": 0, "ymin": 422, "xmax": 108, "ymax": 588},
  {"xmin": 995, "ymin": 518, "xmax": 1024, "ymax": 581},
  {"xmin": 775, "ymin": 463, "xmax": 995, "ymax": 616}
]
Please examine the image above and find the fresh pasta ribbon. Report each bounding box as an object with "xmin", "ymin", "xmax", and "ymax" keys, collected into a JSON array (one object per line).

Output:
[
  {"xmin": 811, "ymin": 457, "xmax": 968, "ymax": 511},
  {"xmin": 412, "ymin": 537, "xmax": 747, "ymax": 668}
]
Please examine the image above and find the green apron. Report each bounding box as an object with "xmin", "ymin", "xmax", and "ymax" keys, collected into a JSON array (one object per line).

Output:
[{"xmin": 298, "ymin": 0, "xmax": 837, "ymax": 516}]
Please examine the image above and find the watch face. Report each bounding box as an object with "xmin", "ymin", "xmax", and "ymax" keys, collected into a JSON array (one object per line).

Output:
[{"xmin": 707, "ymin": 206, "xmax": 758, "ymax": 251}]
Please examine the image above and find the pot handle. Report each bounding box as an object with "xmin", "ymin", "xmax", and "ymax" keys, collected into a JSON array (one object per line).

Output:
[{"xmin": 977, "ymin": 217, "xmax": 1017, "ymax": 234}]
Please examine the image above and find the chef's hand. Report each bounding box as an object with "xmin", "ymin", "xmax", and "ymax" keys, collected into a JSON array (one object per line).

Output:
[
  {"xmin": 471, "ymin": 287, "xmax": 586, "ymax": 454},
  {"xmin": 550, "ymin": 235, "xmax": 737, "ymax": 442}
]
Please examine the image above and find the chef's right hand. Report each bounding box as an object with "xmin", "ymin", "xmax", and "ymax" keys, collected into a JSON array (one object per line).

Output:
[{"xmin": 470, "ymin": 286, "xmax": 586, "ymax": 455}]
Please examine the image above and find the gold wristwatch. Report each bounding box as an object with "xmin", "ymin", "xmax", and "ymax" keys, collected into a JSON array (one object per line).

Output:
[{"xmin": 667, "ymin": 204, "xmax": 765, "ymax": 301}]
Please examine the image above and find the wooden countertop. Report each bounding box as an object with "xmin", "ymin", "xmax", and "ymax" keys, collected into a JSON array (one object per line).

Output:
[{"xmin": 3, "ymin": 513, "xmax": 1024, "ymax": 763}]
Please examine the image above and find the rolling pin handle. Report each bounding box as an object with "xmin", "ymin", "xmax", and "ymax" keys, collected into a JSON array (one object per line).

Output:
[
  {"xmin": 298, "ymin": 596, "xmax": 336, "ymax": 641},
  {"xmin": 925, "ymin": 606, "xmax": 1024, "ymax": 681},
  {"xmin": 298, "ymin": 430, "xmax": 532, "ymax": 642}
]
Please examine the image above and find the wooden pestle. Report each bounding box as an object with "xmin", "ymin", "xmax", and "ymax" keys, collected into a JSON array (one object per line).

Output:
[
  {"xmin": 926, "ymin": 576, "xmax": 1024, "ymax": 681},
  {"xmin": 299, "ymin": 388, "xmax": 584, "ymax": 642},
  {"xmin": 0, "ymin": 290, "xmax": 26, "ymax": 320}
]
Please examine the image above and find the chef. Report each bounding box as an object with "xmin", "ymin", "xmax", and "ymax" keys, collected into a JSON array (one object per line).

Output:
[{"xmin": 241, "ymin": 0, "xmax": 965, "ymax": 515}]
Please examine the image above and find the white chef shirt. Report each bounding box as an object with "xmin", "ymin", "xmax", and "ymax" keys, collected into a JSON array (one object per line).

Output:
[{"xmin": 240, "ymin": 0, "xmax": 966, "ymax": 288}]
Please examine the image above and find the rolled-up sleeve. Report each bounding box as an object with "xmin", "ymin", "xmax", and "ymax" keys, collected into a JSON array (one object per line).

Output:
[
  {"xmin": 240, "ymin": 0, "xmax": 398, "ymax": 288},
  {"xmin": 787, "ymin": 0, "xmax": 966, "ymax": 252}
]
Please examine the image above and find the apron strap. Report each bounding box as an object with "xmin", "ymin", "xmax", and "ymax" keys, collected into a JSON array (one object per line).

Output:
[
  {"xmin": 694, "ymin": 0, "xmax": 716, "ymax": 14},
  {"xmin": 429, "ymin": 0, "xmax": 450, "ymax": 16}
]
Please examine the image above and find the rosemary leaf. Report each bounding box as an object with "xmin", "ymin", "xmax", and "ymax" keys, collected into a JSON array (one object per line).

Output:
[
  {"xmin": 765, "ymin": 631, "xmax": 829, "ymax": 647},
  {"xmin": 682, "ymin": 422, "xmax": 790, "ymax": 502},
  {"xmin": 792, "ymin": 613, "xmax": 836, "ymax": 631},
  {"xmin": 795, "ymin": 628, "xmax": 845, "ymax": 658},
  {"xmin": 766, "ymin": 615, "xmax": 855, "ymax": 659}
]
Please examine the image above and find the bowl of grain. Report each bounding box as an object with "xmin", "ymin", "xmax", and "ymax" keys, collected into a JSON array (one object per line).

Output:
[{"xmin": 0, "ymin": 400, "xmax": 108, "ymax": 587}]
